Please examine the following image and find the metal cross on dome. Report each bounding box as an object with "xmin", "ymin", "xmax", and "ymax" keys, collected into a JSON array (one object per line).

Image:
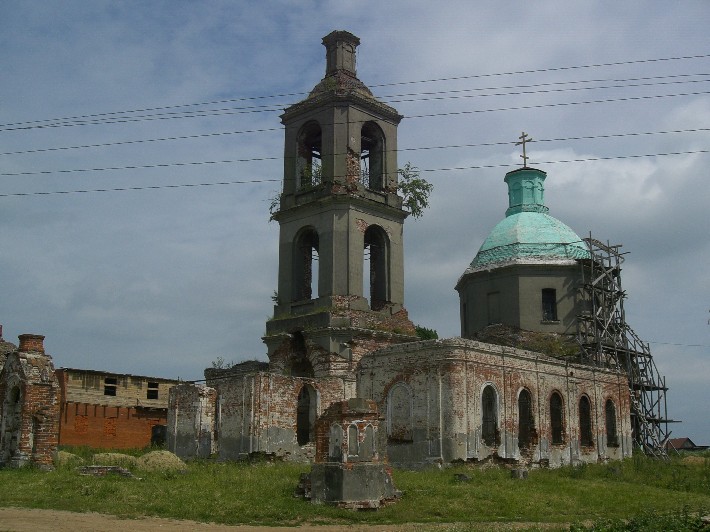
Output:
[{"xmin": 516, "ymin": 131, "xmax": 533, "ymax": 167}]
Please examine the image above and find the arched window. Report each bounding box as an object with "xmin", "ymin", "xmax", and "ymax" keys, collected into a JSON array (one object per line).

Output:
[
  {"xmin": 364, "ymin": 225, "xmax": 389, "ymax": 310},
  {"xmin": 387, "ymin": 382, "xmax": 413, "ymax": 442},
  {"xmin": 296, "ymin": 121, "xmax": 322, "ymax": 189},
  {"xmin": 605, "ymin": 399, "xmax": 619, "ymax": 447},
  {"xmin": 550, "ymin": 391, "xmax": 564, "ymax": 445},
  {"xmin": 293, "ymin": 228, "xmax": 319, "ymax": 301},
  {"xmin": 362, "ymin": 424, "xmax": 375, "ymax": 461},
  {"xmin": 347, "ymin": 424, "xmax": 359, "ymax": 456},
  {"xmin": 296, "ymin": 384, "xmax": 317, "ymax": 446},
  {"xmin": 579, "ymin": 395, "xmax": 594, "ymax": 447},
  {"xmin": 518, "ymin": 388, "xmax": 534, "ymax": 449},
  {"xmin": 481, "ymin": 385, "xmax": 499, "ymax": 446},
  {"xmin": 361, "ymin": 122, "xmax": 385, "ymax": 190}
]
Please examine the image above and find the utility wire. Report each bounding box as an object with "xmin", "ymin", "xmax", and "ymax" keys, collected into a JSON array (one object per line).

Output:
[
  {"xmin": 4, "ymin": 75, "xmax": 708, "ymax": 132},
  {"xmin": 0, "ymin": 54, "xmax": 710, "ymax": 128},
  {"xmin": 1, "ymin": 89, "xmax": 707, "ymax": 133},
  {"xmin": 1, "ymin": 149, "xmax": 705, "ymax": 198},
  {"xmin": 3, "ymin": 53, "xmax": 708, "ymax": 130},
  {"xmin": 3, "ymin": 128, "xmax": 708, "ymax": 177}
]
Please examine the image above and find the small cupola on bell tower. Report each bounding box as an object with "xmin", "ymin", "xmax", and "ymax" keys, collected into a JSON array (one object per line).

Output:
[
  {"xmin": 264, "ymin": 31, "xmax": 416, "ymax": 385},
  {"xmin": 324, "ymin": 30, "xmax": 358, "ymax": 76}
]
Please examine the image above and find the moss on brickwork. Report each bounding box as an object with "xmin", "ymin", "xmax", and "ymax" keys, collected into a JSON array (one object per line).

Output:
[{"xmin": 473, "ymin": 324, "xmax": 580, "ymax": 358}]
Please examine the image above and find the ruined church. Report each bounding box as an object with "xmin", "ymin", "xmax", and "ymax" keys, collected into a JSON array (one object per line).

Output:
[{"xmin": 166, "ymin": 30, "xmax": 671, "ymax": 468}]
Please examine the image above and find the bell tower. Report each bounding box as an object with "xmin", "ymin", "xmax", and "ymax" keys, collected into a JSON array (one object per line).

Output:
[{"xmin": 264, "ymin": 31, "xmax": 416, "ymax": 390}]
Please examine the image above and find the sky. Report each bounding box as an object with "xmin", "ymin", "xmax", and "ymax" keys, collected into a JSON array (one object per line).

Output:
[{"xmin": 0, "ymin": 1, "xmax": 708, "ymax": 445}]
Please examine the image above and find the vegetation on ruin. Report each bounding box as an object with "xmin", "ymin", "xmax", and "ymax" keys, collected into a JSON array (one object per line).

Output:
[
  {"xmin": 398, "ymin": 162, "xmax": 433, "ymax": 219},
  {"xmin": 0, "ymin": 449, "xmax": 708, "ymax": 530},
  {"xmin": 415, "ymin": 325, "xmax": 439, "ymax": 340}
]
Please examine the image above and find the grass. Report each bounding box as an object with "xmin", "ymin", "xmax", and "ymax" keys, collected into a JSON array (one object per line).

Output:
[{"xmin": 0, "ymin": 450, "xmax": 708, "ymax": 529}]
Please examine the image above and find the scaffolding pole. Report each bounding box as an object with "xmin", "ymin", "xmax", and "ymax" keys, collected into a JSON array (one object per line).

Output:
[{"xmin": 576, "ymin": 235, "xmax": 670, "ymax": 458}]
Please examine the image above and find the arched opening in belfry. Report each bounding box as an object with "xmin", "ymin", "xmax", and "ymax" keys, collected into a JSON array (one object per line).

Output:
[
  {"xmin": 550, "ymin": 391, "xmax": 565, "ymax": 445},
  {"xmin": 518, "ymin": 388, "xmax": 535, "ymax": 450},
  {"xmin": 296, "ymin": 384, "xmax": 317, "ymax": 446},
  {"xmin": 293, "ymin": 227, "xmax": 319, "ymax": 302},
  {"xmin": 481, "ymin": 385, "xmax": 499, "ymax": 447},
  {"xmin": 579, "ymin": 395, "xmax": 594, "ymax": 447},
  {"xmin": 363, "ymin": 225, "xmax": 389, "ymax": 311},
  {"xmin": 360, "ymin": 121, "xmax": 384, "ymax": 190},
  {"xmin": 296, "ymin": 121, "xmax": 322, "ymax": 189},
  {"xmin": 289, "ymin": 331, "xmax": 314, "ymax": 378}
]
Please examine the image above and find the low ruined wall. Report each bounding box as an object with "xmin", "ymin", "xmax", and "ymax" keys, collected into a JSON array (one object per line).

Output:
[
  {"xmin": 167, "ymin": 383, "xmax": 217, "ymax": 459},
  {"xmin": 215, "ymin": 372, "xmax": 346, "ymax": 461}
]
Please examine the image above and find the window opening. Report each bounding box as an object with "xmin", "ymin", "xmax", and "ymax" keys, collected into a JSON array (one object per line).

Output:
[
  {"xmin": 147, "ymin": 382, "xmax": 159, "ymax": 400},
  {"xmin": 296, "ymin": 385, "xmax": 317, "ymax": 446},
  {"xmin": 361, "ymin": 122, "xmax": 384, "ymax": 190},
  {"xmin": 550, "ymin": 392, "xmax": 564, "ymax": 444},
  {"xmin": 482, "ymin": 385, "xmax": 498, "ymax": 446},
  {"xmin": 579, "ymin": 396, "xmax": 594, "ymax": 447},
  {"xmin": 104, "ymin": 377, "xmax": 117, "ymax": 397},
  {"xmin": 605, "ymin": 399, "xmax": 619, "ymax": 447},
  {"xmin": 297, "ymin": 122, "xmax": 322, "ymax": 189},
  {"xmin": 542, "ymin": 288, "xmax": 558, "ymax": 321},
  {"xmin": 364, "ymin": 226, "xmax": 389, "ymax": 310},
  {"xmin": 293, "ymin": 229, "xmax": 319, "ymax": 301},
  {"xmin": 518, "ymin": 389, "xmax": 534, "ymax": 449}
]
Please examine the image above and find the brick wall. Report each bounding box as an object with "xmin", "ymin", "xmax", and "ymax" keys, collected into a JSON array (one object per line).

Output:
[
  {"xmin": 357, "ymin": 338, "xmax": 632, "ymax": 467},
  {"xmin": 59, "ymin": 402, "xmax": 165, "ymax": 449}
]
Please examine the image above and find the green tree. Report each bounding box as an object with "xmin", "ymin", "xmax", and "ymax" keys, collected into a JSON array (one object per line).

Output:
[
  {"xmin": 398, "ymin": 163, "xmax": 433, "ymax": 219},
  {"xmin": 415, "ymin": 325, "xmax": 439, "ymax": 340}
]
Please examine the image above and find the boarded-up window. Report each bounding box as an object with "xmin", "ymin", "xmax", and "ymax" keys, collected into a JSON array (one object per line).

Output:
[
  {"xmin": 387, "ymin": 382, "xmax": 413, "ymax": 441},
  {"xmin": 482, "ymin": 385, "xmax": 498, "ymax": 446},
  {"xmin": 579, "ymin": 396, "xmax": 593, "ymax": 447},
  {"xmin": 550, "ymin": 392, "xmax": 564, "ymax": 445}
]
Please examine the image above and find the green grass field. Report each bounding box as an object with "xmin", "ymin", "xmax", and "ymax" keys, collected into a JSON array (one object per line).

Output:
[{"xmin": 0, "ymin": 450, "xmax": 708, "ymax": 530}]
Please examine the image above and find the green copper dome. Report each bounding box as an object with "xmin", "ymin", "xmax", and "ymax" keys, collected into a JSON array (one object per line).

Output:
[{"xmin": 468, "ymin": 167, "xmax": 589, "ymax": 271}]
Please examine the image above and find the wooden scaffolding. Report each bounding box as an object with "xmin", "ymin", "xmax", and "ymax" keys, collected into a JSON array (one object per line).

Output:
[{"xmin": 576, "ymin": 236, "xmax": 671, "ymax": 458}]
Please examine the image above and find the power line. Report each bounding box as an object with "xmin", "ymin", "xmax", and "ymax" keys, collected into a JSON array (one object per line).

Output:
[
  {"xmin": 4, "ymin": 74, "xmax": 708, "ymax": 134},
  {"xmin": 2, "ymin": 53, "xmax": 709, "ymax": 130},
  {"xmin": 3, "ymin": 128, "xmax": 708, "ymax": 177},
  {"xmin": 13, "ymin": 89, "xmax": 709, "ymax": 131},
  {"xmin": 1, "ymin": 149, "xmax": 705, "ymax": 198}
]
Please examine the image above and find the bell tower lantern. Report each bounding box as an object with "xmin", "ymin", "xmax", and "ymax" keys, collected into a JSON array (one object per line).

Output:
[{"xmin": 264, "ymin": 31, "xmax": 416, "ymax": 388}]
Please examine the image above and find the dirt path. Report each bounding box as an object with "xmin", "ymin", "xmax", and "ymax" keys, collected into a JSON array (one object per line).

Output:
[{"xmin": 0, "ymin": 507, "xmax": 414, "ymax": 531}]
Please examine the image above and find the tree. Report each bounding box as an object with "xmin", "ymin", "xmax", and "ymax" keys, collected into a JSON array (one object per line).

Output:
[
  {"xmin": 415, "ymin": 325, "xmax": 439, "ymax": 340},
  {"xmin": 398, "ymin": 163, "xmax": 433, "ymax": 219}
]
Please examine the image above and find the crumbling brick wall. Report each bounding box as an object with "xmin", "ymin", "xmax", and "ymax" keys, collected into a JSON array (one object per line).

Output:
[
  {"xmin": 0, "ymin": 334, "xmax": 60, "ymax": 469},
  {"xmin": 167, "ymin": 383, "xmax": 218, "ymax": 459},
  {"xmin": 357, "ymin": 338, "xmax": 632, "ymax": 467}
]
